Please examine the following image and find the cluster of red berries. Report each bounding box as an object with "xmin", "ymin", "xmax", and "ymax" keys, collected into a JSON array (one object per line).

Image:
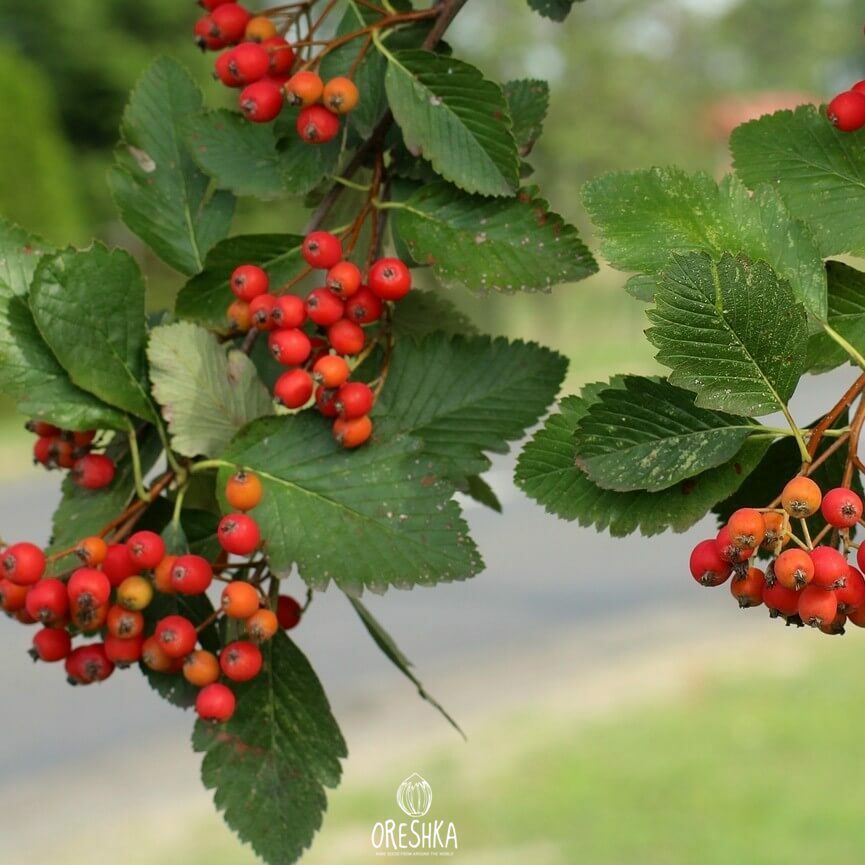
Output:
[
  {"xmin": 27, "ymin": 421, "xmax": 115, "ymax": 491},
  {"xmin": 194, "ymin": 1, "xmax": 359, "ymax": 140},
  {"xmin": 690, "ymin": 477, "xmax": 865, "ymax": 634},
  {"xmin": 0, "ymin": 470, "xmax": 302, "ymax": 723},
  {"xmin": 227, "ymin": 232, "xmax": 413, "ymax": 449}
]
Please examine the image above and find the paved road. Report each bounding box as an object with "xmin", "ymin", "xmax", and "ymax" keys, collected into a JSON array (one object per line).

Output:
[{"xmin": 0, "ymin": 369, "xmax": 849, "ymax": 781}]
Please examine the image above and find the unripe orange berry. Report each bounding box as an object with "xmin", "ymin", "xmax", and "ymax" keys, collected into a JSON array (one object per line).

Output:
[
  {"xmin": 154, "ymin": 555, "xmax": 178, "ymax": 594},
  {"xmin": 730, "ymin": 567, "xmax": 765, "ymax": 608},
  {"xmin": 117, "ymin": 576, "xmax": 154, "ymax": 611},
  {"xmin": 246, "ymin": 608, "xmax": 279, "ymax": 642},
  {"xmin": 245, "ymin": 15, "xmax": 278, "ymax": 42},
  {"xmin": 225, "ymin": 470, "xmax": 263, "ymax": 511},
  {"xmin": 285, "ymin": 70, "xmax": 324, "ymax": 107},
  {"xmin": 142, "ymin": 635, "xmax": 176, "ymax": 673},
  {"xmin": 222, "ymin": 581, "xmax": 261, "ymax": 619},
  {"xmin": 323, "ymin": 76, "xmax": 360, "ymax": 114},
  {"xmin": 183, "ymin": 649, "xmax": 221, "ymax": 686},
  {"xmin": 773, "ymin": 548, "xmax": 814, "ymax": 590},
  {"xmin": 75, "ymin": 536, "xmax": 108, "ymax": 566},
  {"xmin": 228, "ymin": 299, "xmax": 253, "ymax": 333},
  {"xmin": 761, "ymin": 512, "xmax": 788, "ymax": 550},
  {"xmin": 333, "ymin": 414, "xmax": 373, "ymax": 449},
  {"xmin": 726, "ymin": 508, "xmax": 766, "ymax": 548},
  {"xmin": 781, "ymin": 476, "xmax": 822, "ymax": 518}
]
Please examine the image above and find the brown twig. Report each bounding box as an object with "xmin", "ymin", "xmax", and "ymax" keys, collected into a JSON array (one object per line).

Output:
[{"xmin": 807, "ymin": 371, "xmax": 865, "ymax": 458}]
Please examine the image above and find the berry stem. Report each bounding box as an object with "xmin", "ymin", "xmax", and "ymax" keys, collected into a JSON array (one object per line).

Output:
[
  {"xmin": 799, "ymin": 518, "xmax": 813, "ymax": 550},
  {"xmin": 824, "ymin": 324, "xmax": 865, "ymax": 371},
  {"xmin": 127, "ymin": 424, "xmax": 150, "ymax": 503}
]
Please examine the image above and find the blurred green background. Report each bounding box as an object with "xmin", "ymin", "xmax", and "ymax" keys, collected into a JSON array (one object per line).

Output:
[{"xmin": 2, "ymin": 1, "xmax": 865, "ymax": 862}]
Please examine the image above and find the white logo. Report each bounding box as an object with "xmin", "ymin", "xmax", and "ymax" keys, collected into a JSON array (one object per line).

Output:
[
  {"xmin": 370, "ymin": 774, "xmax": 458, "ymax": 856},
  {"xmin": 396, "ymin": 773, "xmax": 433, "ymax": 817}
]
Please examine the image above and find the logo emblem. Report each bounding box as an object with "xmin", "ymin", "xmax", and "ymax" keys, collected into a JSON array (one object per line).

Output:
[{"xmin": 396, "ymin": 772, "xmax": 433, "ymax": 817}]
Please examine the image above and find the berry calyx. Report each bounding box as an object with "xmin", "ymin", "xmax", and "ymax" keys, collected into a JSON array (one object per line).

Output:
[
  {"xmin": 196, "ymin": 682, "xmax": 237, "ymax": 722},
  {"xmin": 274, "ymin": 368, "xmax": 314, "ymax": 409},
  {"xmin": 220, "ymin": 640, "xmax": 263, "ymax": 682},
  {"xmin": 821, "ymin": 487, "xmax": 863, "ymax": 529},
  {"xmin": 296, "ymin": 104, "xmax": 341, "ymax": 144},
  {"xmin": 155, "ymin": 615, "xmax": 199, "ymax": 658},
  {"xmin": 303, "ymin": 232, "xmax": 343, "ymax": 270},
  {"xmin": 222, "ymin": 581, "xmax": 261, "ymax": 619},
  {"xmin": 781, "ymin": 476, "xmax": 822, "ymax": 518},
  {"xmin": 217, "ymin": 514, "xmax": 261, "ymax": 557},
  {"xmin": 71, "ymin": 453, "xmax": 116, "ymax": 490},
  {"xmin": 126, "ymin": 531, "xmax": 166, "ymax": 570},
  {"xmin": 368, "ymin": 258, "xmax": 411, "ymax": 301},
  {"xmin": 225, "ymin": 471, "xmax": 263, "ymax": 512}
]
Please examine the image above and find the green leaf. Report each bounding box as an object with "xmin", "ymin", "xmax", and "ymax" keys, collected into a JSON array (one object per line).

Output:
[
  {"xmin": 177, "ymin": 234, "xmax": 305, "ymax": 329},
  {"xmin": 385, "ymin": 49, "xmax": 520, "ymax": 197},
  {"xmin": 390, "ymin": 289, "xmax": 478, "ymax": 340},
  {"xmin": 0, "ymin": 281, "xmax": 126, "ymax": 431},
  {"xmin": 0, "ymin": 220, "xmax": 51, "ymax": 296},
  {"xmin": 347, "ymin": 597, "xmax": 463, "ymax": 736},
  {"xmin": 30, "ymin": 245, "xmax": 155, "ymax": 421},
  {"xmin": 46, "ymin": 430, "xmax": 163, "ymax": 573},
  {"xmin": 217, "ymin": 414, "xmax": 483, "ymax": 592},
  {"xmin": 194, "ymin": 630, "xmax": 346, "ymax": 865},
  {"xmin": 184, "ymin": 109, "xmax": 341, "ymax": 200},
  {"xmin": 108, "ymin": 57, "xmax": 234, "ymax": 275},
  {"xmin": 806, "ymin": 261, "xmax": 865, "ymax": 373},
  {"xmin": 395, "ymin": 182, "xmax": 597, "ymax": 293},
  {"xmin": 582, "ymin": 169, "xmax": 827, "ymax": 321},
  {"xmin": 528, "ymin": 0, "xmax": 581, "ymax": 21},
  {"xmin": 731, "ymin": 104, "xmax": 865, "ymax": 258},
  {"xmin": 574, "ymin": 376, "xmax": 758, "ymax": 493},
  {"xmin": 148, "ymin": 322, "xmax": 273, "ymax": 459},
  {"xmin": 647, "ymin": 252, "xmax": 808, "ymax": 416},
  {"xmin": 462, "ymin": 474, "xmax": 502, "ymax": 512},
  {"xmin": 503, "ymin": 79, "xmax": 549, "ymax": 156},
  {"xmin": 515, "ymin": 389, "xmax": 771, "ymax": 535},
  {"xmin": 373, "ymin": 333, "xmax": 568, "ymax": 478}
]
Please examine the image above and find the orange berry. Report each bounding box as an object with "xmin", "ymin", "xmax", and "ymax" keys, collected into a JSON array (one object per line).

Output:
[
  {"xmin": 333, "ymin": 414, "xmax": 373, "ymax": 449},
  {"xmin": 246, "ymin": 608, "xmax": 279, "ymax": 642},
  {"xmin": 726, "ymin": 508, "xmax": 766, "ymax": 548},
  {"xmin": 781, "ymin": 476, "xmax": 822, "ymax": 518},
  {"xmin": 142, "ymin": 635, "xmax": 175, "ymax": 673},
  {"xmin": 761, "ymin": 512, "xmax": 788, "ymax": 549},
  {"xmin": 154, "ymin": 555, "xmax": 178, "ymax": 594},
  {"xmin": 75, "ymin": 536, "xmax": 108, "ymax": 566},
  {"xmin": 117, "ymin": 575, "xmax": 154, "ymax": 611},
  {"xmin": 225, "ymin": 470, "xmax": 263, "ymax": 511},
  {"xmin": 798, "ymin": 584, "xmax": 838, "ymax": 628},
  {"xmin": 285, "ymin": 70, "xmax": 323, "ymax": 107},
  {"xmin": 773, "ymin": 548, "xmax": 814, "ymax": 590},
  {"xmin": 183, "ymin": 649, "xmax": 221, "ymax": 686},
  {"xmin": 221, "ymin": 581, "xmax": 261, "ymax": 619},
  {"xmin": 228, "ymin": 299, "xmax": 253, "ymax": 333},
  {"xmin": 245, "ymin": 15, "xmax": 278, "ymax": 42},
  {"xmin": 730, "ymin": 567, "xmax": 765, "ymax": 608},
  {"xmin": 323, "ymin": 76, "xmax": 359, "ymax": 114}
]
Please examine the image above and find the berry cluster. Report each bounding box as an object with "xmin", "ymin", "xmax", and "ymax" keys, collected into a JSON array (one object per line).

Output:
[
  {"xmin": 195, "ymin": 1, "xmax": 359, "ymax": 139},
  {"xmin": 690, "ymin": 478, "xmax": 865, "ymax": 634},
  {"xmin": 0, "ymin": 470, "xmax": 303, "ymax": 723},
  {"xmin": 27, "ymin": 421, "xmax": 115, "ymax": 490},
  {"xmin": 227, "ymin": 232, "xmax": 413, "ymax": 448}
]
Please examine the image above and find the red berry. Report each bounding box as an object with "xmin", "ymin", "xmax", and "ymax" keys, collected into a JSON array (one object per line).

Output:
[
  {"xmin": 345, "ymin": 286, "xmax": 383, "ymax": 324},
  {"xmin": 194, "ymin": 16, "xmax": 226, "ymax": 51},
  {"xmin": 810, "ymin": 546, "xmax": 848, "ymax": 589},
  {"xmin": 102, "ymin": 543, "xmax": 138, "ymax": 587},
  {"xmin": 170, "ymin": 555, "xmax": 214, "ymax": 596},
  {"xmin": 214, "ymin": 49, "xmax": 242, "ymax": 87},
  {"xmin": 272, "ymin": 294, "xmax": 307, "ymax": 329},
  {"xmin": 269, "ymin": 328, "xmax": 312, "ymax": 366},
  {"xmin": 368, "ymin": 258, "xmax": 411, "ymax": 301},
  {"xmin": 126, "ymin": 531, "xmax": 166, "ymax": 570},
  {"xmin": 0, "ymin": 579, "xmax": 29, "ymax": 612},
  {"xmin": 303, "ymin": 232, "xmax": 343, "ymax": 270},
  {"xmin": 836, "ymin": 566, "xmax": 865, "ymax": 614},
  {"xmin": 217, "ymin": 514, "xmax": 261, "ymax": 556},
  {"xmin": 274, "ymin": 369, "xmax": 314, "ymax": 409},
  {"xmin": 199, "ymin": 0, "xmax": 233, "ymax": 11},
  {"xmin": 296, "ymin": 104, "xmax": 341, "ymax": 144},
  {"xmin": 31, "ymin": 627, "xmax": 72, "ymax": 663},
  {"xmin": 70, "ymin": 430, "xmax": 96, "ymax": 449},
  {"xmin": 763, "ymin": 581, "xmax": 800, "ymax": 617},
  {"xmin": 68, "ymin": 568, "xmax": 111, "ymax": 610},
  {"xmin": 231, "ymin": 264, "xmax": 269, "ymax": 302},
  {"xmin": 25, "ymin": 579, "xmax": 69, "ymax": 625},
  {"xmin": 51, "ymin": 438, "xmax": 75, "ymax": 469},
  {"xmin": 72, "ymin": 453, "xmax": 116, "ymax": 490},
  {"xmin": 828, "ymin": 90, "xmax": 865, "ymax": 132},
  {"xmin": 688, "ymin": 539, "xmax": 730, "ymax": 587},
  {"xmin": 220, "ymin": 640, "xmax": 263, "ymax": 682},
  {"xmin": 315, "ymin": 385, "xmax": 339, "ymax": 417},
  {"xmin": 26, "ymin": 420, "xmax": 62, "ymax": 437},
  {"xmin": 798, "ymin": 584, "xmax": 838, "ymax": 627},
  {"xmin": 730, "ymin": 567, "xmax": 765, "ymax": 608},
  {"xmin": 313, "ymin": 355, "xmax": 350, "ymax": 388},
  {"xmin": 104, "ymin": 634, "xmax": 144, "ymax": 667},
  {"xmin": 821, "ymin": 487, "xmax": 863, "ymax": 529},
  {"xmin": 155, "ymin": 615, "xmax": 198, "ymax": 658},
  {"xmin": 333, "ymin": 415, "xmax": 373, "ymax": 449},
  {"xmin": 106, "ymin": 604, "xmax": 145, "ymax": 640},
  {"xmin": 327, "ymin": 319, "xmax": 365, "ymax": 356},
  {"xmin": 1, "ymin": 542, "xmax": 46, "ymax": 586},
  {"xmin": 211, "ymin": 3, "xmax": 252, "ymax": 43},
  {"xmin": 276, "ymin": 594, "xmax": 302, "ymax": 629},
  {"xmin": 306, "ymin": 287, "xmax": 345, "ymax": 326},
  {"xmin": 227, "ymin": 41, "xmax": 269, "ymax": 84},
  {"xmin": 65, "ymin": 643, "xmax": 115, "ymax": 685},
  {"xmin": 196, "ymin": 682, "xmax": 237, "ymax": 722},
  {"xmin": 336, "ymin": 381, "xmax": 374, "ymax": 419},
  {"xmin": 326, "ymin": 261, "xmax": 362, "ymax": 298},
  {"xmin": 33, "ymin": 436, "xmax": 56, "ymax": 467},
  {"xmin": 263, "ymin": 36, "xmax": 295, "ymax": 75},
  {"xmin": 249, "ymin": 294, "xmax": 278, "ymax": 330},
  {"xmin": 853, "ymin": 80, "xmax": 865, "ymax": 96},
  {"xmin": 774, "ymin": 548, "xmax": 814, "ymax": 590},
  {"xmin": 714, "ymin": 525, "xmax": 753, "ymax": 565},
  {"xmin": 240, "ymin": 80, "xmax": 284, "ymax": 123}
]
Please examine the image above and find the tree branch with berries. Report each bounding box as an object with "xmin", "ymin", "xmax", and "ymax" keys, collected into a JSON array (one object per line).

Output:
[{"xmin": 0, "ymin": 1, "xmax": 595, "ymax": 863}]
